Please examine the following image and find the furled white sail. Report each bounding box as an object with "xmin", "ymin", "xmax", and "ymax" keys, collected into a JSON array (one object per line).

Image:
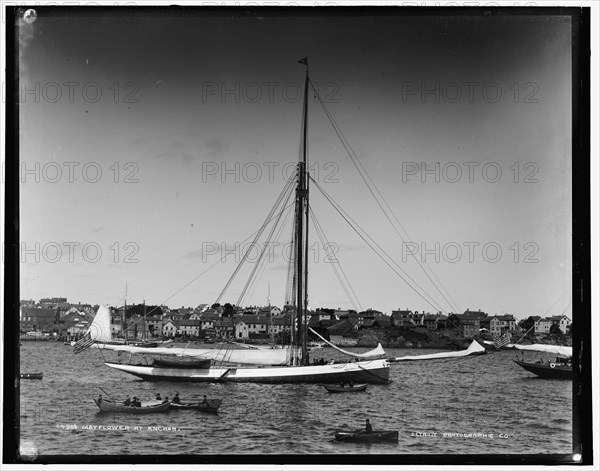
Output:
[
  {"xmin": 92, "ymin": 343, "xmax": 291, "ymax": 366},
  {"xmin": 512, "ymin": 344, "xmax": 572, "ymax": 357},
  {"xmin": 391, "ymin": 340, "xmax": 486, "ymax": 361},
  {"xmin": 307, "ymin": 328, "xmax": 386, "ymax": 358},
  {"xmin": 87, "ymin": 305, "xmax": 112, "ymax": 342}
]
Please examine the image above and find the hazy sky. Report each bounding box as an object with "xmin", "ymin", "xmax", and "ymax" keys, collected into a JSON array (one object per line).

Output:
[{"xmin": 18, "ymin": 9, "xmax": 573, "ymax": 318}]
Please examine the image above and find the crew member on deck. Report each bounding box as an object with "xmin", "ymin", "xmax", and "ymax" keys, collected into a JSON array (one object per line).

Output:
[
  {"xmin": 131, "ymin": 397, "xmax": 141, "ymax": 407},
  {"xmin": 172, "ymin": 392, "xmax": 180, "ymax": 404},
  {"xmin": 162, "ymin": 396, "xmax": 170, "ymax": 404},
  {"xmin": 365, "ymin": 418, "xmax": 373, "ymax": 433},
  {"xmin": 156, "ymin": 393, "xmax": 162, "ymax": 400},
  {"xmin": 201, "ymin": 395, "xmax": 209, "ymax": 405},
  {"xmin": 97, "ymin": 394, "xmax": 103, "ymax": 405},
  {"xmin": 123, "ymin": 395, "xmax": 131, "ymax": 406}
]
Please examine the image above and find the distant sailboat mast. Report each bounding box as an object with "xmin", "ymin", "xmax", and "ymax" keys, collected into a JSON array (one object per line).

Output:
[{"xmin": 123, "ymin": 283, "xmax": 128, "ymax": 341}]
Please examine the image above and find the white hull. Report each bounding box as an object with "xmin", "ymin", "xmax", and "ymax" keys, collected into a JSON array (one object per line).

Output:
[{"xmin": 105, "ymin": 359, "xmax": 390, "ymax": 384}]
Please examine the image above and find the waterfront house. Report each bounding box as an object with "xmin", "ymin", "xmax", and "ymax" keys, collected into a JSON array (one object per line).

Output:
[
  {"xmin": 163, "ymin": 319, "xmax": 180, "ymax": 337},
  {"xmin": 199, "ymin": 312, "xmax": 221, "ymax": 330},
  {"xmin": 179, "ymin": 319, "xmax": 201, "ymax": 337},
  {"xmin": 213, "ymin": 320, "xmax": 234, "ymax": 339},
  {"xmin": 238, "ymin": 315, "xmax": 270, "ymax": 335},
  {"xmin": 489, "ymin": 315, "xmax": 517, "ymax": 336},
  {"xmin": 534, "ymin": 318, "xmax": 553, "ymax": 334},
  {"xmin": 549, "ymin": 315, "xmax": 571, "ymax": 334},
  {"xmin": 447, "ymin": 313, "xmax": 482, "ymax": 338},
  {"xmin": 269, "ymin": 316, "xmax": 291, "ymax": 336},
  {"xmin": 57, "ymin": 311, "xmax": 91, "ymax": 339},
  {"xmin": 145, "ymin": 315, "xmax": 163, "ymax": 338},
  {"xmin": 423, "ymin": 314, "xmax": 447, "ymax": 330},
  {"xmin": 235, "ymin": 320, "xmax": 249, "ymax": 339},
  {"xmin": 391, "ymin": 309, "xmax": 413, "ymax": 327},
  {"xmin": 20, "ymin": 307, "xmax": 57, "ymax": 332}
]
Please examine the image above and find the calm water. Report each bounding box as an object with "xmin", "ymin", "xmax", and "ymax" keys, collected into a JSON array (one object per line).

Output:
[{"xmin": 18, "ymin": 342, "xmax": 572, "ymax": 456}]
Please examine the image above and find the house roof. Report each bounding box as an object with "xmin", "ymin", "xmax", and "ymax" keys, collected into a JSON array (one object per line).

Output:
[
  {"xmin": 463, "ymin": 310, "xmax": 487, "ymax": 317},
  {"xmin": 237, "ymin": 315, "xmax": 270, "ymax": 325},
  {"xmin": 327, "ymin": 320, "xmax": 356, "ymax": 335},
  {"xmin": 179, "ymin": 319, "xmax": 200, "ymax": 326},
  {"xmin": 21, "ymin": 307, "xmax": 56, "ymax": 318},
  {"xmin": 489, "ymin": 315, "xmax": 516, "ymax": 321}
]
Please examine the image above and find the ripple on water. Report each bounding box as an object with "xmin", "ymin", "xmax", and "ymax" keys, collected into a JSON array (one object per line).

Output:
[{"xmin": 19, "ymin": 343, "xmax": 572, "ymax": 455}]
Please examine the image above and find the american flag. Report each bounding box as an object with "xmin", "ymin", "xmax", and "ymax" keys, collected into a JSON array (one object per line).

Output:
[
  {"xmin": 73, "ymin": 333, "xmax": 95, "ymax": 355},
  {"xmin": 493, "ymin": 332, "xmax": 511, "ymax": 349}
]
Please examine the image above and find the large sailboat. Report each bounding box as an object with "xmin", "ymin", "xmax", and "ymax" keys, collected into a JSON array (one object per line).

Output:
[{"xmin": 75, "ymin": 58, "xmax": 390, "ymax": 384}]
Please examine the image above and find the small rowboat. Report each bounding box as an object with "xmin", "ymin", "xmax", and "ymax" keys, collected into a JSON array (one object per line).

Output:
[
  {"xmin": 93, "ymin": 399, "xmax": 171, "ymax": 414},
  {"xmin": 169, "ymin": 398, "xmax": 222, "ymax": 413},
  {"xmin": 153, "ymin": 358, "xmax": 211, "ymax": 369},
  {"xmin": 325, "ymin": 384, "xmax": 367, "ymax": 393},
  {"xmin": 20, "ymin": 373, "xmax": 43, "ymax": 380},
  {"xmin": 335, "ymin": 430, "xmax": 398, "ymax": 443}
]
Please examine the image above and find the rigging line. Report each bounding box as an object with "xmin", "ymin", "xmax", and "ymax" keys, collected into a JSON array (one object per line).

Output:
[
  {"xmin": 241, "ymin": 200, "xmax": 295, "ymax": 306},
  {"xmin": 237, "ymin": 197, "xmax": 295, "ymax": 306},
  {"xmin": 309, "ymin": 206, "xmax": 362, "ymax": 312},
  {"xmin": 310, "ymin": 176, "xmax": 446, "ymax": 314},
  {"xmin": 215, "ymin": 176, "xmax": 296, "ymax": 304},
  {"xmin": 136, "ymin": 181, "xmax": 296, "ymax": 319},
  {"xmin": 310, "ymin": 209, "xmax": 359, "ymax": 312},
  {"xmin": 311, "ymin": 175, "xmax": 445, "ymax": 313},
  {"xmin": 244, "ymin": 202, "xmax": 295, "ymax": 307},
  {"xmin": 309, "ymin": 210, "xmax": 357, "ymax": 311},
  {"xmin": 310, "ymin": 79, "xmax": 460, "ymax": 314}
]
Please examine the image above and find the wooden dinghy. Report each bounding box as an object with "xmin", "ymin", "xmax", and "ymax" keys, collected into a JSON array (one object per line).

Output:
[
  {"xmin": 20, "ymin": 372, "xmax": 43, "ymax": 380},
  {"xmin": 153, "ymin": 358, "xmax": 211, "ymax": 369},
  {"xmin": 325, "ymin": 384, "xmax": 367, "ymax": 393},
  {"xmin": 93, "ymin": 398, "xmax": 171, "ymax": 414},
  {"xmin": 169, "ymin": 398, "xmax": 222, "ymax": 413},
  {"xmin": 334, "ymin": 430, "xmax": 398, "ymax": 443}
]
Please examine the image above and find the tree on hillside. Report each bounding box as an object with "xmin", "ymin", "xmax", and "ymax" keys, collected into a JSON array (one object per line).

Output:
[{"xmin": 223, "ymin": 303, "xmax": 234, "ymax": 317}]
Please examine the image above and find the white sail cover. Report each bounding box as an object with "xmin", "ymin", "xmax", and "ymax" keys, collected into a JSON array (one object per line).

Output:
[
  {"xmin": 481, "ymin": 341, "xmax": 572, "ymax": 357},
  {"xmin": 87, "ymin": 305, "xmax": 112, "ymax": 342},
  {"xmin": 92, "ymin": 343, "xmax": 291, "ymax": 366},
  {"xmin": 392, "ymin": 340, "xmax": 485, "ymax": 361},
  {"xmin": 512, "ymin": 344, "xmax": 572, "ymax": 357},
  {"xmin": 307, "ymin": 328, "xmax": 386, "ymax": 358}
]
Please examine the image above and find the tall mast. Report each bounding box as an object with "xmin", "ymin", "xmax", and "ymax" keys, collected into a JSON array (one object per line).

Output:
[{"xmin": 295, "ymin": 57, "xmax": 310, "ymax": 366}]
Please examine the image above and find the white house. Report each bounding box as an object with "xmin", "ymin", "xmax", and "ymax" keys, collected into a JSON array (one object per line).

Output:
[
  {"xmin": 549, "ymin": 315, "xmax": 571, "ymax": 334},
  {"xmin": 535, "ymin": 318, "xmax": 553, "ymax": 334},
  {"xmin": 163, "ymin": 319, "xmax": 179, "ymax": 337},
  {"xmin": 235, "ymin": 321, "xmax": 249, "ymax": 339}
]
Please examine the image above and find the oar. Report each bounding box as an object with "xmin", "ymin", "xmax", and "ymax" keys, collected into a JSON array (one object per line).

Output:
[{"xmin": 98, "ymin": 386, "xmax": 116, "ymax": 402}]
